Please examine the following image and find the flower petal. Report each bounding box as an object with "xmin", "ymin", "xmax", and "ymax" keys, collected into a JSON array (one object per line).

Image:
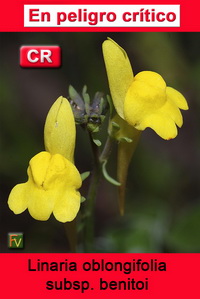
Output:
[
  {"xmin": 42, "ymin": 154, "xmax": 68, "ymax": 190},
  {"xmin": 166, "ymin": 87, "xmax": 189, "ymax": 110},
  {"xmin": 53, "ymin": 190, "xmax": 81, "ymax": 223},
  {"xmin": 159, "ymin": 98, "xmax": 183, "ymax": 128},
  {"xmin": 123, "ymin": 71, "xmax": 167, "ymax": 127},
  {"xmin": 44, "ymin": 96, "xmax": 76, "ymax": 162},
  {"xmin": 27, "ymin": 153, "xmax": 82, "ymax": 221},
  {"xmin": 29, "ymin": 151, "xmax": 51, "ymax": 188},
  {"xmin": 52, "ymin": 158, "xmax": 82, "ymax": 222},
  {"xmin": 27, "ymin": 186, "xmax": 55, "ymax": 221},
  {"xmin": 62, "ymin": 158, "xmax": 82, "ymax": 189},
  {"xmin": 136, "ymin": 113, "xmax": 178, "ymax": 140},
  {"xmin": 135, "ymin": 71, "xmax": 166, "ymax": 90},
  {"xmin": 102, "ymin": 38, "xmax": 134, "ymax": 118},
  {"xmin": 8, "ymin": 183, "xmax": 28, "ymax": 214}
]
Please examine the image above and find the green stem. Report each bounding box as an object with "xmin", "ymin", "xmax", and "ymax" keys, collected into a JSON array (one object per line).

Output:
[
  {"xmin": 89, "ymin": 132, "xmax": 100, "ymax": 170},
  {"xmin": 84, "ymin": 166, "xmax": 101, "ymax": 252},
  {"xmin": 83, "ymin": 133, "xmax": 115, "ymax": 252},
  {"xmin": 83, "ymin": 132, "xmax": 101, "ymax": 252},
  {"xmin": 63, "ymin": 219, "xmax": 77, "ymax": 253}
]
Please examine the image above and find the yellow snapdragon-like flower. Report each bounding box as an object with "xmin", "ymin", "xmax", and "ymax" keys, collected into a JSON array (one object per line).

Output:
[
  {"xmin": 8, "ymin": 96, "xmax": 82, "ymax": 222},
  {"xmin": 102, "ymin": 38, "xmax": 189, "ymax": 140}
]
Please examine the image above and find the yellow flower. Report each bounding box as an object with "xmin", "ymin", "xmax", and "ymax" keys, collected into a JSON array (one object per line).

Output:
[
  {"xmin": 8, "ymin": 97, "xmax": 82, "ymax": 222},
  {"xmin": 102, "ymin": 38, "xmax": 189, "ymax": 140}
]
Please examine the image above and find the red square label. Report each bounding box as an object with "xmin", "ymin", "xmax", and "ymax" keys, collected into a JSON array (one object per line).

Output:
[{"xmin": 20, "ymin": 46, "xmax": 61, "ymax": 68}]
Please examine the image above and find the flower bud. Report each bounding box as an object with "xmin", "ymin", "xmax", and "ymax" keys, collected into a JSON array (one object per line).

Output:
[{"xmin": 44, "ymin": 96, "xmax": 76, "ymax": 162}]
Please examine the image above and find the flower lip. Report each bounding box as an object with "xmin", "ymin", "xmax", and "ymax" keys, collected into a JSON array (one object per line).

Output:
[{"xmin": 8, "ymin": 151, "xmax": 82, "ymax": 222}]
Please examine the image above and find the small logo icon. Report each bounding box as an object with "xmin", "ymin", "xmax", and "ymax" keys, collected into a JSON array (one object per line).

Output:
[{"xmin": 8, "ymin": 233, "xmax": 24, "ymax": 249}]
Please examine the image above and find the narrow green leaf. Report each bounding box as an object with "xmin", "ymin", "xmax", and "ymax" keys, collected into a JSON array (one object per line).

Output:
[
  {"xmin": 92, "ymin": 127, "xmax": 100, "ymax": 133},
  {"xmin": 82, "ymin": 85, "xmax": 87, "ymax": 95},
  {"xmin": 112, "ymin": 121, "xmax": 120, "ymax": 130},
  {"xmin": 81, "ymin": 196, "xmax": 87, "ymax": 203},
  {"xmin": 80, "ymin": 171, "xmax": 90, "ymax": 181},
  {"xmin": 69, "ymin": 85, "xmax": 80, "ymax": 99},
  {"xmin": 83, "ymin": 93, "xmax": 90, "ymax": 115},
  {"xmin": 119, "ymin": 137, "xmax": 133, "ymax": 143},
  {"xmin": 93, "ymin": 139, "xmax": 101, "ymax": 146},
  {"xmin": 102, "ymin": 160, "xmax": 121, "ymax": 186}
]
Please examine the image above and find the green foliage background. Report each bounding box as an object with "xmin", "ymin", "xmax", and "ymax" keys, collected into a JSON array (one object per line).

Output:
[{"xmin": 0, "ymin": 32, "xmax": 199, "ymax": 252}]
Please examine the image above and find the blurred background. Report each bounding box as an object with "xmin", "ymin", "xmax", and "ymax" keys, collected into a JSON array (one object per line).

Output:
[{"xmin": 0, "ymin": 32, "xmax": 199, "ymax": 253}]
